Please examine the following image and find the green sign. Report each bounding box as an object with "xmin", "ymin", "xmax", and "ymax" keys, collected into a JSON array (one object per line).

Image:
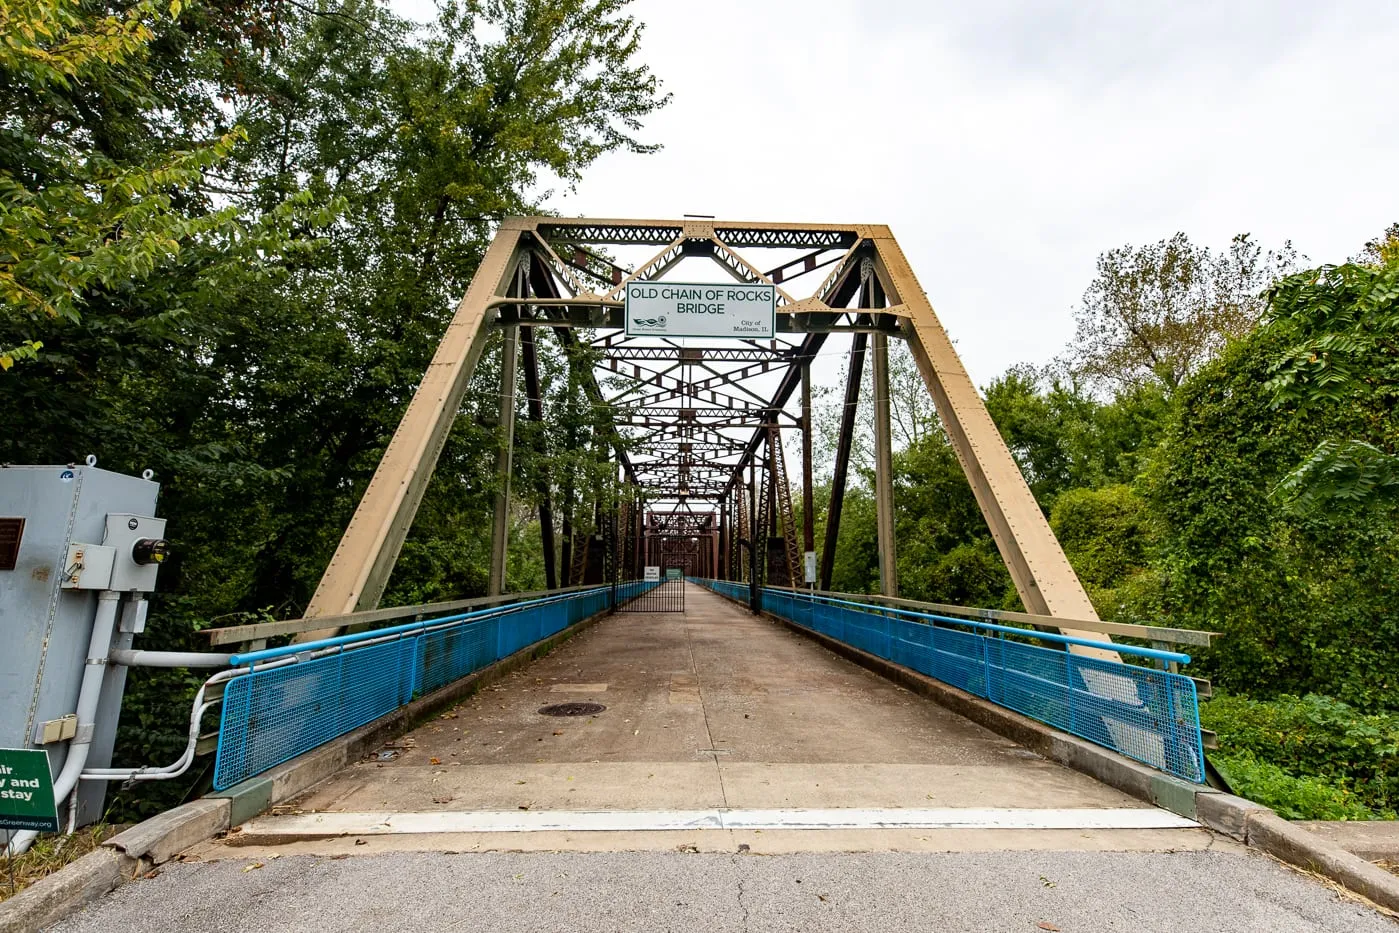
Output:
[
  {"xmin": 0, "ymin": 748, "xmax": 59, "ymax": 833},
  {"xmin": 665, "ymin": 568, "xmax": 682, "ymax": 581}
]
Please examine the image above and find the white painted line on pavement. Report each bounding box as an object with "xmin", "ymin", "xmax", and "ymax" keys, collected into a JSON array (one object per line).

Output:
[{"xmin": 242, "ymin": 807, "xmax": 1197, "ymax": 836}]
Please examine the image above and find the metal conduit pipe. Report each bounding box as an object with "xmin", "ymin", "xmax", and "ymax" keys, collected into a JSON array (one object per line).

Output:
[
  {"xmin": 81, "ymin": 668, "xmax": 243, "ymax": 782},
  {"xmin": 109, "ymin": 648, "xmax": 234, "ymax": 668},
  {"xmin": 7, "ymin": 590, "xmax": 123, "ymax": 857}
]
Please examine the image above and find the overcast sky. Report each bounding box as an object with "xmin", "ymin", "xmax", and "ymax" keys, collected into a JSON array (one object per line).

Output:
[{"xmin": 398, "ymin": 0, "xmax": 1398, "ymax": 386}]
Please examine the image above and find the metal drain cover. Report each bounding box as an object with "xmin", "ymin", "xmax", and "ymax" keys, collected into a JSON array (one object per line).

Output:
[{"xmin": 538, "ymin": 702, "xmax": 606, "ymax": 717}]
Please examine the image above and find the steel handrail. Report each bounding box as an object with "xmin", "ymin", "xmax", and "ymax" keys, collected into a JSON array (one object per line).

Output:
[
  {"xmin": 776, "ymin": 590, "xmax": 1191, "ymax": 665},
  {"xmin": 694, "ymin": 580, "xmax": 1190, "ymax": 665},
  {"xmin": 229, "ymin": 585, "xmax": 614, "ymax": 667}
]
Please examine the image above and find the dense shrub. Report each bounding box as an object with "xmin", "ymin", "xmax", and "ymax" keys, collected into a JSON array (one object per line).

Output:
[
  {"xmin": 1141, "ymin": 329, "xmax": 1399, "ymax": 710},
  {"xmin": 1211, "ymin": 752, "xmax": 1387, "ymax": 821},
  {"xmin": 1202, "ymin": 693, "xmax": 1399, "ymax": 815}
]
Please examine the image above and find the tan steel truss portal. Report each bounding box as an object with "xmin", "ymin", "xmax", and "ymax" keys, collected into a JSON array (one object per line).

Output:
[{"xmin": 295, "ymin": 217, "xmax": 1114, "ymax": 659}]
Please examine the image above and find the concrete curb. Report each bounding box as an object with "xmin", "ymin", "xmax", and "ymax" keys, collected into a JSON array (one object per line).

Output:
[
  {"xmin": 0, "ymin": 847, "xmax": 141, "ymax": 933},
  {"xmin": 1295, "ymin": 820, "xmax": 1399, "ymax": 861},
  {"xmin": 0, "ymin": 607, "xmax": 610, "ymax": 932},
  {"xmin": 1245, "ymin": 811, "xmax": 1399, "ymax": 913},
  {"xmin": 746, "ymin": 600, "xmax": 1399, "ymax": 913}
]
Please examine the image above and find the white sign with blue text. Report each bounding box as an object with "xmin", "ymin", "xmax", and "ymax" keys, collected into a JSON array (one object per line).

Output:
[{"xmin": 625, "ymin": 282, "xmax": 775, "ymax": 339}]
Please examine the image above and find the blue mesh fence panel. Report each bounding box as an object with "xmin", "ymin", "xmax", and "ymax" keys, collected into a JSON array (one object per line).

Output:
[
  {"xmin": 417, "ymin": 617, "xmax": 497, "ymax": 696},
  {"xmin": 696, "ymin": 579, "xmax": 749, "ymax": 604},
  {"xmin": 214, "ymin": 639, "xmax": 414, "ymax": 791},
  {"xmin": 214, "ymin": 587, "xmax": 616, "ymax": 790},
  {"xmin": 694, "ymin": 581, "xmax": 1204, "ymax": 783}
]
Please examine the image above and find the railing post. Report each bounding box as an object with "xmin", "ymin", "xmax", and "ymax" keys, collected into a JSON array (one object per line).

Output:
[
  {"xmin": 980, "ymin": 631, "xmax": 990, "ymax": 699},
  {"xmin": 1065, "ymin": 650, "xmax": 1076, "ymax": 736}
]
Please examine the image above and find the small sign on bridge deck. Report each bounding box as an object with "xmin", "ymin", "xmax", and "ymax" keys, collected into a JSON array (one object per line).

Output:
[
  {"xmin": 644, "ymin": 566, "xmax": 661, "ymax": 582},
  {"xmin": 0, "ymin": 748, "xmax": 59, "ymax": 833},
  {"xmin": 625, "ymin": 282, "xmax": 775, "ymax": 338}
]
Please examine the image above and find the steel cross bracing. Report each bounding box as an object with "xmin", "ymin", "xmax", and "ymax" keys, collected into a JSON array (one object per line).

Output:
[{"xmin": 302, "ymin": 216, "xmax": 1122, "ymax": 664}]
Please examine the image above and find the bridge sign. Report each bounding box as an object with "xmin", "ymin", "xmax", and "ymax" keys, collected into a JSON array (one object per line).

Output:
[
  {"xmin": 624, "ymin": 282, "xmax": 775, "ymax": 338},
  {"xmin": 0, "ymin": 747, "xmax": 59, "ymax": 833}
]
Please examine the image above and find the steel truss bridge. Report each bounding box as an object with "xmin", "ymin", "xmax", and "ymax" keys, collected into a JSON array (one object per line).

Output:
[
  {"xmin": 194, "ymin": 216, "xmax": 1209, "ymax": 794},
  {"xmin": 297, "ymin": 217, "xmax": 1114, "ymax": 656}
]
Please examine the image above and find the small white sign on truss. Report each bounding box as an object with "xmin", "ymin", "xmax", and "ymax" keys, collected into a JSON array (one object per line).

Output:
[{"xmin": 624, "ymin": 282, "xmax": 776, "ymax": 339}]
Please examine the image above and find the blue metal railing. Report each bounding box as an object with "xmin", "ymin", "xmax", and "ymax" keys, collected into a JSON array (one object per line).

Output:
[
  {"xmin": 695, "ymin": 581, "xmax": 1205, "ymax": 783},
  {"xmin": 703, "ymin": 579, "xmax": 751, "ymax": 604},
  {"xmin": 213, "ymin": 585, "xmax": 623, "ymax": 790}
]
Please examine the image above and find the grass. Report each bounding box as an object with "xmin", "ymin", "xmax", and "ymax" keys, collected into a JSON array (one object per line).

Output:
[{"xmin": 0, "ymin": 825, "xmax": 121, "ymax": 904}]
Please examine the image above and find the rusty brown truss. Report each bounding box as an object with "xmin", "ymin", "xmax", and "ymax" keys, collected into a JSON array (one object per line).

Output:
[{"xmin": 295, "ymin": 217, "xmax": 1117, "ymax": 660}]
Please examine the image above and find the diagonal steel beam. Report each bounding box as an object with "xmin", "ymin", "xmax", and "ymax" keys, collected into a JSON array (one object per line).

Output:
[
  {"xmin": 819, "ymin": 315, "xmax": 869, "ymax": 591},
  {"xmin": 299, "ymin": 220, "xmax": 530, "ymax": 637}
]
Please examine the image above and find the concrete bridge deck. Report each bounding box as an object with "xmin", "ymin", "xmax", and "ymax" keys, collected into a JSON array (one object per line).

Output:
[
  {"xmin": 49, "ymin": 584, "xmax": 1394, "ymax": 932},
  {"xmin": 209, "ymin": 582, "xmax": 1191, "ymax": 854}
]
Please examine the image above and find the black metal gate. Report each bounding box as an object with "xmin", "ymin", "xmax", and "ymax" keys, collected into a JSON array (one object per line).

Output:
[{"xmin": 617, "ymin": 574, "xmax": 686, "ymax": 612}]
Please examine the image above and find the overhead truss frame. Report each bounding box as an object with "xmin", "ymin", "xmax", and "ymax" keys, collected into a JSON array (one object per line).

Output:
[{"xmin": 297, "ymin": 216, "xmax": 1115, "ymax": 658}]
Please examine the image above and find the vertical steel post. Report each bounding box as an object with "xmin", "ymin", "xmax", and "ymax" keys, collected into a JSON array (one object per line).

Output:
[
  {"xmin": 766, "ymin": 432, "xmax": 778, "ymax": 540},
  {"xmin": 609, "ymin": 506, "xmax": 618, "ymax": 612},
  {"xmin": 748, "ymin": 465, "xmax": 761, "ymax": 613},
  {"xmin": 634, "ymin": 491, "xmax": 644, "ymax": 578},
  {"xmin": 871, "ymin": 329, "xmax": 899, "ymax": 597},
  {"xmin": 520, "ymin": 325, "xmax": 556, "ymax": 589},
  {"xmin": 488, "ymin": 269, "xmax": 523, "ymax": 596},
  {"xmin": 819, "ymin": 319, "xmax": 869, "ymax": 591},
  {"xmin": 801, "ymin": 359, "xmax": 815, "ymax": 564},
  {"xmin": 560, "ymin": 509, "xmax": 573, "ymax": 587},
  {"xmin": 718, "ymin": 498, "xmax": 728, "ymax": 580}
]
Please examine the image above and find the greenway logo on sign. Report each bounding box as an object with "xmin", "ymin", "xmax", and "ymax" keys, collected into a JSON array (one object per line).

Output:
[
  {"xmin": 625, "ymin": 282, "xmax": 775, "ymax": 338},
  {"xmin": 0, "ymin": 748, "xmax": 59, "ymax": 833}
]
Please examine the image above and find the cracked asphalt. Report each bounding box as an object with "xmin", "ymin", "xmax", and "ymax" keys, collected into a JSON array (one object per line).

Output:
[{"xmin": 48, "ymin": 849, "xmax": 1395, "ymax": 932}]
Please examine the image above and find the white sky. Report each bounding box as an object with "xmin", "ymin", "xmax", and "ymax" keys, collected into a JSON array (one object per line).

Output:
[{"xmin": 394, "ymin": 0, "xmax": 1399, "ymax": 386}]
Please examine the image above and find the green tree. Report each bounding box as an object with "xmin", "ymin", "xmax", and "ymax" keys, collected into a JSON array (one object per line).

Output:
[
  {"xmin": 0, "ymin": 0, "xmax": 259, "ymax": 370},
  {"xmin": 1067, "ymin": 232, "xmax": 1295, "ymax": 393},
  {"xmin": 1, "ymin": 0, "xmax": 667, "ymax": 818},
  {"xmin": 1263, "ymin": 235, "xmax": 1399, "ymax": 510}
]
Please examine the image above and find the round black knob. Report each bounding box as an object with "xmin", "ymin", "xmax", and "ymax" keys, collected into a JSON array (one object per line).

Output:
[{"xmin": 131, "ymin": 538, "xmax": 169, "ymax": 566}]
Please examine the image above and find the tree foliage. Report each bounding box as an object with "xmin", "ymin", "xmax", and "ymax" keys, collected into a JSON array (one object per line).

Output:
[
  {"xmin": 1066, "ymin": 232, "xmax": 1295, "ymax": 393},
  {"xmin": 1, "ymin": 0, "xmax": 665, "ymax": 818},
  {"xmin": 0, "ymin": 0, "xmax": 262, "ymax": 369},
  {"xmin": 1263, "ymin": 255, "xmax": 1399, "ymax": 509}
]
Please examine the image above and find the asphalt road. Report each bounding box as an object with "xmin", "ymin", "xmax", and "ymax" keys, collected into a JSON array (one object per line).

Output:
[{"xmin": 49, "ymin": 848, "xmax": 1393, "ymax": 933}]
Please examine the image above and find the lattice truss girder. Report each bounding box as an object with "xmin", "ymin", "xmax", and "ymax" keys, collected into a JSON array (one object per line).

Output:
[
  {"xmin": 303, "ymin": 216, "xmax": 1118, "ymax": 661},
  {"xmin": 510, "ymin": 222, "xmax": 879, "ymax": 520}
]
